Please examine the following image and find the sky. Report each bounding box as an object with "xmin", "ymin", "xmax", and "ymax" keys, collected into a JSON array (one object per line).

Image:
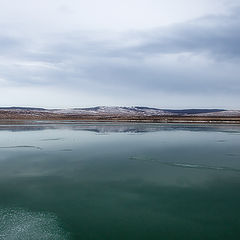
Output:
[{"xmin": 0, "ymin": 0, "xmax": 240, "ymax": 109}]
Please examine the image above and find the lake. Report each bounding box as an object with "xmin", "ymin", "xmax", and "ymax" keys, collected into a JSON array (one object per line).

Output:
[{"xmin": 0, "ymin": 122, "xmax": 240, "ymax": 239}]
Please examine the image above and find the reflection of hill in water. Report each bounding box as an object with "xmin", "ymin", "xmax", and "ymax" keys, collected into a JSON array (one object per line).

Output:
[{"xmin": 0, "ymin": 121, "xmax": 240, "ymax": 133}]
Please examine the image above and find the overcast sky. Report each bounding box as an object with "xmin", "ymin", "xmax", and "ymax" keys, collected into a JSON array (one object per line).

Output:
[{"xmin": 0, "ymin": 0, "xmax": 239, "ymax": 109}]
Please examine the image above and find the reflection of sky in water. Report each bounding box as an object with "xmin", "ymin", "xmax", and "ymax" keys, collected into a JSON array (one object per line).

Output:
[{"xmin": 0, "ymin": 123, "xmax": 240, "ymax": 239}]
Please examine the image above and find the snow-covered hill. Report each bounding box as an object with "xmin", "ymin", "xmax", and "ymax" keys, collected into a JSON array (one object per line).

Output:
[
  {"xmin": 50, "ymin": 106, "xmax": 231, "ymax": 116},
  {"xmin": 0, "ymin": 106, "xmax": 239, "ymax": 117},
  {"xmin": 51, "ymin": 106, "xmax": 168, "ymax": 116}
]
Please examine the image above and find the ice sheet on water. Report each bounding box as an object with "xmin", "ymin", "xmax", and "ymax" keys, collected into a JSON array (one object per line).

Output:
[
  {"xmin": 0, "ymin": 145, "xmax": 42, "ymax": 150},
  {"xmin": 129, "ymin": 156, "xmax": 240, "ymax": 172},
  {"xmin": 41, "ymin": 138, "xmax": 64, "ymax": 141}
]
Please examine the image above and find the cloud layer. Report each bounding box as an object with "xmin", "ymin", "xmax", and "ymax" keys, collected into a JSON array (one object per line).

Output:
[{"xmin": 0, "ymin": 0, "xmax": 239, "ymax": 108}]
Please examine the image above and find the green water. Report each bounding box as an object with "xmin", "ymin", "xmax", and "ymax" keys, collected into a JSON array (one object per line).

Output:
[{"xmin": 0, "ymin": 123, "xmax": 240, "ymax": 239}]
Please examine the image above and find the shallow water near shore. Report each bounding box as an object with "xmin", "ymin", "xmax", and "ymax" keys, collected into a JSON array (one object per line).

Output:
[{"xmin": 0, "ymin": 122, "xmax": 240, "ymax": 239}]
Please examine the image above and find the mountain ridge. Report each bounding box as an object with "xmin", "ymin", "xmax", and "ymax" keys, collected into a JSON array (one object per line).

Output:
[
  {"xmin": 0, "ymin": 106, "xmax": 227, "ymax": 115},
  {"xmin": 1, "ymin": 106, "xmax": 240, "ymax": 119}
]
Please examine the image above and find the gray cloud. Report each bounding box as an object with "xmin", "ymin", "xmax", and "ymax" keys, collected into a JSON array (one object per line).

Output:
[
  {"xmin": 0, "ymin": 4, "xmax": 240, "ymax": 108},
  {"xmin": 0, "ymin": 35, "xmax": 23, "ymax": 55},
  {"xmin": 112, "ymin": 8, "xmax": 237, "ymax": 61},
  {"xmin": 133, "ymin": 8, "xmax": 240, "ymax": 59}
]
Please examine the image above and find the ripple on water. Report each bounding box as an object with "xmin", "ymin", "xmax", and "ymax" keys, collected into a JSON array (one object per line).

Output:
[{"xmin": 0, "ymin": 208, "xmax": 70, "ymax": 240}]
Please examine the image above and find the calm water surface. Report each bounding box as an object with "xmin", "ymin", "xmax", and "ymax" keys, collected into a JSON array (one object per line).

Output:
[{"xmin": 0, "ymin": 122, "xmax": 240, "ymax": 239}]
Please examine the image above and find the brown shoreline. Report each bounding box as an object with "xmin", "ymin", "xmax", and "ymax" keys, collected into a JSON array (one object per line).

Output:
[{"xmin": 0, "ymin": 112, "xmax": 240, "ymax": 124}]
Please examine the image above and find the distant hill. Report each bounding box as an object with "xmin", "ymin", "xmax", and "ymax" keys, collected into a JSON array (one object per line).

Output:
[
  {"xmin": 50, "ymin": 106, "xmax": 229, "ymax": 116},
  {"xmin": 163, "ymin": 109, "xmax": 225, "ymax": 115},
  {"xmin": 0, "ymin": 106, "xmax": 240, "ymax": 122},
  {"xmin": 0, "ymin": 106, "xmax": 239, "ymax": 117}
]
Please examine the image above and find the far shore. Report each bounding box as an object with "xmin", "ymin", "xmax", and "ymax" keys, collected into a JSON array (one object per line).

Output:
[{"xmin": 0, "ymin": 115, "xmax": 240, "ymax": 124}]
